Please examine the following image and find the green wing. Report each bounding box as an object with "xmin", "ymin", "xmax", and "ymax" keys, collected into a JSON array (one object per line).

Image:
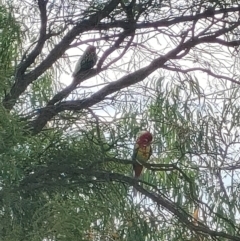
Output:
[
  {"xmin": 132, "ymin": 143, "xmax": 139, "ymax": 161},
  {"xmin": 149, "ymin": 145, "xmax": 152, "ymax": 159},
  {"xmin": 132, "ymin": 144, "xmax": 152, "ymax": 163}
]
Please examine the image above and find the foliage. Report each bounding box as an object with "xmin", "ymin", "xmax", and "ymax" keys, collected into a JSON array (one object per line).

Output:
[
  {"xmin": 0, "ymin": 4, "xmax": 21, "ymax": 95},
  {"xmin": 1, "ymin": 0, "xmax": 240, "ymax": 240}
]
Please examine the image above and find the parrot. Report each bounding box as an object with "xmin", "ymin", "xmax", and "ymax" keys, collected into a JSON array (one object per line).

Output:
[
  {"xmin": 72, "ymin": 45, "xmax": 97, "ymax": 77},
  {"xmin": 132, "ymin": 131, "xmax": 153, "ymax": 195}
]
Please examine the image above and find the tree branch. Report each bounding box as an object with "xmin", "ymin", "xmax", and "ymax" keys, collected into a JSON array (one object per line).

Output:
[
  {"xmin": 46, "ymin": 68, "xmax": 99, "ymax": 106},
  {"xmin": 17, "ymin": 0, "xmax": 48, "ymax": 76},
  {"xmin": 18, "ymin": 164, "xmax": 240, "ymax": 241},
  {"xmin": 2, "ymin": 0, "xmax": 122, "ymax": 110},
  {"xmin": 95, "ymin": 6, "xmax": 240, "ymax": 31},
  {"xmin": 31, "ymin": 26, "xmax": 240, "ymax": 134},
  {"xmin": 162, "ymin": 66, "xmax": 240, "ymax": 85},
  {"xmin": 4, "ymin": 4, "xmax": 240, "ymax": 110},
  {"xmin": 3, "ymin": 0, "xmax": 49, "ymax": 110}
]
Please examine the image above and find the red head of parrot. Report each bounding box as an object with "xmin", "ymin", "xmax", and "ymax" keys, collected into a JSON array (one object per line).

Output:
[{"xmin": 136, "ymin": 131, "xmax": 153, "ymax": 147}]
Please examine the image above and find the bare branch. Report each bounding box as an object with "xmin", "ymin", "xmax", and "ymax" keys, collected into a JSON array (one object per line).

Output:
[
  {"xmin": 162, "ymin": 66, "xmax": 240, "ymax": 85},
  {"xmin": 2, "ymin": 0, "xmax": 122, "ymax": 110},
  {"xmin": 97, "ymin": 29, "xmax": 135, "ymax": 69},
  {"xmin": 47, "ymin": 68, "xmax": 99, "ymax": 106},
  {"xmin": 16, "ymin": 0, "xmax": 48, "ymax": 76},
  {"xmin": 96, "ymin": 6, "xmax": 240, "ymax": 31},
  {"xmin": 31, "ymin": 26, "xmax": 240, "ymax": 134}
]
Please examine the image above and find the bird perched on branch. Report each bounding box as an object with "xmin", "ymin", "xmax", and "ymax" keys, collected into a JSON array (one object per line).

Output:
[
  {"xmin": 72, "ymin": 45, "xmax": 97, "ymax": 77},
  {"xmin": 132, "ymin": 131, "xmax": 153, "ymax": 195}
]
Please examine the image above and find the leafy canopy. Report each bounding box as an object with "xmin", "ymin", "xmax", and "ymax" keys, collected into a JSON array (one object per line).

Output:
[{"xmin": 1, "ymin": 0, "xmax": 240, "ymax": 240}]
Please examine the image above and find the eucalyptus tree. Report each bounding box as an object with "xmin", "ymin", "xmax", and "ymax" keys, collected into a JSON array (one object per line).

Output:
[{"xmin": 1, "ymin": 0, "xmax": 240, "ymax": 240}]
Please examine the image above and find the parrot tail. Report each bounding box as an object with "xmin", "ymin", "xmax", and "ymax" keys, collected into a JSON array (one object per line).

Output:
[{"xmin": 133, "ymin": 163, "xmax": 143, "ymax": 196}]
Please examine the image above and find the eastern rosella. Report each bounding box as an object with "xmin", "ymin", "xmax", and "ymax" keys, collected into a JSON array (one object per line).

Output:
[
  {"xmin": 132, "ymin": 131, "xmax": 153, "ymax": 195},
  {"xmin": 72, "ymin": 45, "xmax": 97, "ymax": 77}
]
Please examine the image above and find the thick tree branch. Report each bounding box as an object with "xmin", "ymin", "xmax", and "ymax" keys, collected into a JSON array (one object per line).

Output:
[
  {"xmin": 47, "ymin": 29, "xmax": 135, "ymax": 106},
  {"xmin": 47, "ymin": 68, "xmax": 98, "ymax": 106},
  {"xmin": 4, "ymin": 4, "xmax": 240, "ymax": 111},
  {"xmin": 17, "ymin": 0, "xmax": 48, "ymax": 76},
  {"xmin": 96, "ymin": 6, "xmax": 240, "ymax": 31},
  {"xmin": 31, "ymin": 25, "xmax": 240, "ymax": 134},
  {"xmin": 2, "ymin": 0, "xmax": 121, "ymax": 110},
  {"xmin": 133, "ymin": 179, "xmax": 239, "ymax": 241},
  {"xmin": 86, "ymin": 157, "xmax": 179, "ymax": 171},
  {"xmin": 3, "ymin": 0, "xmax": 49, "ymax": 110},
  {"xmin": 18, "ymin": 165, "xmax": 240, "ymax": 241}
]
